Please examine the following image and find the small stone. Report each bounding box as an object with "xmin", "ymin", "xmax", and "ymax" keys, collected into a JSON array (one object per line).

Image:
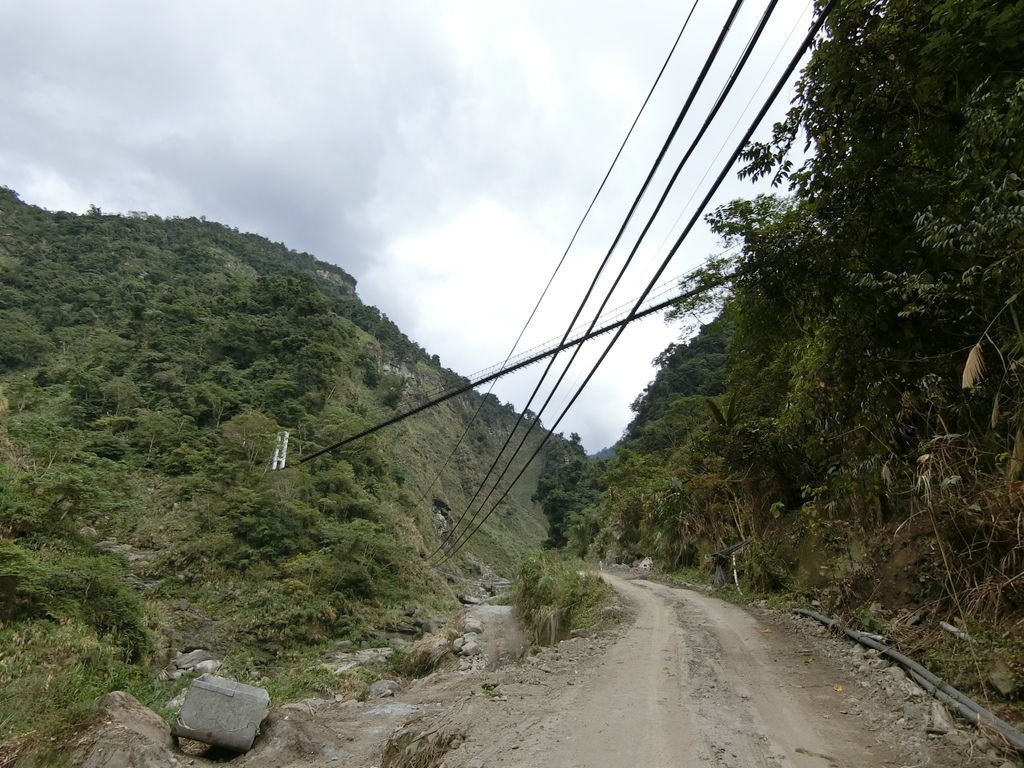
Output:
[
  {"xmin": 927, "ymin": 702, "xmax": 954, "ymax": 735},
  {"xmin": 368, "ymin": 680, "xmax": 400, "ymax": 699},
  {"xmin": 173, "ymin": 649, "xmax": 217, "ymax": 670},
  {"xmin": 177, "ymin": 598, "xmax": 190, "ymax": 611},
  {"xmin": 987, "ymin": 657, "xmax": 1018, "ymax": 698},
  {"xmin": 901, "ymin": 680, "xmax": 925, "ymax": 699},
  {"xmin": 79, "ymin": 526, "xmax": 99, "ymax": 539},
  {"xmin": 404, "ymin": 604, "xmax": 417, "ymax": 617},
  {"xmin": 884, "ymin": 665, "xmax": 905, "ymax": 680},
  {"xmin": 166, "ymin": 689, "xmax": 188, "ymax": 711},
  {"xmin": 194, "ymin": 659, "xmax": 222, "ymax": 674}
]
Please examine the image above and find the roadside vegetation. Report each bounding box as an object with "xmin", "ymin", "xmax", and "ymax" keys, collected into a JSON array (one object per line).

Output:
[
  {"xmin": 534, "ymin": 0, "xmax": 1023, "ymax": 720},
  {"xmin": 512, "ymin": 552, "xmax": 612, "ymax": 646},
  {"xmin": 0, "ymin": 188, "xmax": 557, "ymax": 757}
]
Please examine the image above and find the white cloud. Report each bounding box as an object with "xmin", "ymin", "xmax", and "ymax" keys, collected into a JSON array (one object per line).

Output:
[{"xmin": 0, "ymin": 0, "xmax": 814, "ymax": 450}]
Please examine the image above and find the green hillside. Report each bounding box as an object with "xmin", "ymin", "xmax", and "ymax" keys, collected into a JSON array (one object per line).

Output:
[{"xmin": 0, "ymin": 187, "xmax": 550, "ymax": 748}]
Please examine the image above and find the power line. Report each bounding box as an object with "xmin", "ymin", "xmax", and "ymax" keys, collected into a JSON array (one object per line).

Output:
[
  {"xmin": 435, "ymin": 0, "xmax": 837, "ymax": 565},
  {"xmin": 414, "ymin": 0, "xmax": 701, "ymax": 550},
  {"xmin": 431, "ymin": 0, "xmax": 748, "ymax": 558},
  {"xmin": 433, "ymin": 0, "xmax": 781, "ymax": 561},
  {"xmin": 298, "ymin": 286, "xmax": 692, "ymax": 464},
  {"xmin": 423, "ymin": 265, "xmax": 715, "ymax": 398}
]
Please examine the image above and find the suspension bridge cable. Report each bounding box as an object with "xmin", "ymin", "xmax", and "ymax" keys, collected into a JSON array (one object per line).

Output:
[
  {"xmin": 435, "ymin": 0, "xmax": 837, "ymax": 565},
  {"xmin": 432, "ymin": 0, "xmax": 781, "ymax": 560}
]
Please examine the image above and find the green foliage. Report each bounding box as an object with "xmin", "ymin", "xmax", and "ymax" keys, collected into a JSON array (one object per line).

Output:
[
  {"xmin": 532, "ymin": 432, "xmax": 604, "ymax": 549},
  {"xmin": 388, "ymin": 643, "xmax": 452, "ymax": 679},
  {"xmin": 512, "ymin": 552, "xmax": 612, "ymax": 645},
  {"xmin": 571, "ymin": 1, "xmax": 1024, "ymax": 638},
  {"xmin": 0, "ymin": 542, "xmax": 150, "ymax": 661},
  {"xmin": 0, "ymin": 607, "xmax": 160, "ymax": 744},
  {"xmin": 0, "ymin": 185, "xmax": 558, "ymax": 750}
]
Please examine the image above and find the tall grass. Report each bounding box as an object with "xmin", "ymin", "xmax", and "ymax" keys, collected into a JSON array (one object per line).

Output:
[{"xmin": 512, "ymin": 552, "xmax": 611, "ymax": 645}]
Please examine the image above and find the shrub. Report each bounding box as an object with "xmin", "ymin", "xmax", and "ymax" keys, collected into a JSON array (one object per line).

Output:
[{"xmin": 513, "ymin": 552, "xmax": 612, "ymax": 645}]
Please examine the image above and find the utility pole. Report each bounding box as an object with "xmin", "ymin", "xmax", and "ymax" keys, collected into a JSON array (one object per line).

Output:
[{"xmin": 270, "ymin": 431, "xmax": 289, "ymax": 471}]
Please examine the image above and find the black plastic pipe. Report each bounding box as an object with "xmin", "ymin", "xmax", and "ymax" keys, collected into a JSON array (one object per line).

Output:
[{"xmin": 794, "ymin": 608, "xmax": 1024, "ymax": 754}]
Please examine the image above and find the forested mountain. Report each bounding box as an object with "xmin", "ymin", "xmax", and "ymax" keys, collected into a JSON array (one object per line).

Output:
[
  {"xmin": 0, "ymin": 187, "xmax": 553, "ymax": 742},
  {"xmin": 555, "ymin": 0, "xmax": 1023, "ymax": 709}
]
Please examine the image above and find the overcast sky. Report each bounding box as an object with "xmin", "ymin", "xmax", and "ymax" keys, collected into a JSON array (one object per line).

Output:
[{"xmin": 0, "ymin": 0, "xmax": 814, "ymax": 451}]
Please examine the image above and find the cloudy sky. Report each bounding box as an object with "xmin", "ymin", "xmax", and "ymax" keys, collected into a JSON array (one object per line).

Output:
[{"xmin": 0, "ymin": 0, "xmax": 814, "ymax": 451}]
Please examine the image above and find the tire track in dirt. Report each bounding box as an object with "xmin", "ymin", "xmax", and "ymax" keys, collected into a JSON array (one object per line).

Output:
[{"xmin": 474, "ymin": 574, "xmax": 902, "ymax": 767}]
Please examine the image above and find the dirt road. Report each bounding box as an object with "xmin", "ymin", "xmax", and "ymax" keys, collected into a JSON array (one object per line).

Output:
[
  {"xmin": 124, "ymin": 572, "xmax": 1008, "ymax": 768},
  {"xmin": 418, "ymin": 572, "xmax": 1003, "ymax": 768},
  {"xmin": 454, "ymin": 574, "xmax": 890, "ymax": 767}
]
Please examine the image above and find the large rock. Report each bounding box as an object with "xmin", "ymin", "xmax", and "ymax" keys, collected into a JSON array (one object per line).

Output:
[
  {"xmin": 461, "ymin": 615, "xmax": 484, "ymax": 634},
  {"xmin": 232, "ymin": 703, "xmax": 345, "ymax": 765},
  {"xmin": 70, "ymin": 691, "xmax": 184, "ymax": 768},
  {"xmin": 170, "ymin": 674, "xmax": 269, "ymax": 752}
]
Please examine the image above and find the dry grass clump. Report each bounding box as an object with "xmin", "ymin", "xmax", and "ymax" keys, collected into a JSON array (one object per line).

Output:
[{"xmin": 381, "ymin": 720, "xmax": 464, "ymax": 768}]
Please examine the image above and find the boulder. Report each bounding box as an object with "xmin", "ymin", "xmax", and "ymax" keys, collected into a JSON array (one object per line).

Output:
[
  {"xmin": 233, "ymin": 704, "xmax": 344, "ymax": 763},
  {"xmin": 389, "ymin": 622, "xmax": 421, "ymax": 636},
  {"xmin": 325, "ymin": 647, "xmax": 393, "ymax": 674},
  {"xmin": 461, "ymin": 616, "xmax": 484, "ymax": 635},
  {"xmin": 70, "ymin": 691, "xmax": 184, "ymax": 768},
  {"xmin": 170, "ymin": 674, "xmax": 269, "ymax": 753},
  {"xmin": 194, "ymin": 659, "xmax": 222, "ymax": 674},
  {"xmin": 460, "ymin": 640, "xmax": 482, "ymax": 657},
  {"xmin": 416, "ymin": 617, "xmax": 446, "ymax": 634}
]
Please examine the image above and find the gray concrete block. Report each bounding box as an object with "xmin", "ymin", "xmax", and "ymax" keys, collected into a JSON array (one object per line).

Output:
[{"xmin": 171, "ymin": 674, "xmax": 269, "ymax": 752}]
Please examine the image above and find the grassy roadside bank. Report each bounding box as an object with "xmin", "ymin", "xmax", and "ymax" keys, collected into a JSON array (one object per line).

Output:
[{"xmin": 512, "ymin": 552, "xmax": 613, "ymax": 646}]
